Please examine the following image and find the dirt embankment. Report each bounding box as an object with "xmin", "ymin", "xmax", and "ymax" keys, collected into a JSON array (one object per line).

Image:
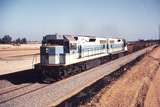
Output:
[
  {"xmin": 83, "ymin": 47, "xmax": 160, "ymax": 107},
  {"xmin": 144, "ymin": 67, "xmax": 160, "ymax": 107}
]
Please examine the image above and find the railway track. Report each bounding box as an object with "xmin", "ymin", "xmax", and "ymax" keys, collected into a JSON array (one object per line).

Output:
[
  {"xmin": 0, "ymin": 84, "xmax": 32, "ymax": 95},
  {"xmin": 0, "ymin": 83, "xmax": 49, "ymax": 104},
  {"xmin": 0, "ymin": 45, "xmax": 156, "ymax": 107}
]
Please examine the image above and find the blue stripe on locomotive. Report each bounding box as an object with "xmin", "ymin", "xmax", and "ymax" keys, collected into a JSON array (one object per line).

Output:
[
  {"xmin": 110, "ymin": 43, "xmax": 123, "ymax": 48},
  {"xmin": 81, "ymin": 44, "xmax": 106, "ymax": 52}
]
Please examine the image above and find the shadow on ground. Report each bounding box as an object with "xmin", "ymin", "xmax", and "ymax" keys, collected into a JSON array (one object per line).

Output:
[{"xmin": 0, "ymin": 69, "xmax": 42, "ymax": 85}]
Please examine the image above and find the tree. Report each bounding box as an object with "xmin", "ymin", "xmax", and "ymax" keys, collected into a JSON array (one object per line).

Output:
[
  {"xmin": 2, "ymin": 35, "xmax": 12, "ymax": 44},
  {"xmin": 21, "ymin": 38, "xmax": 27, "ymax": 44},
  {"xmin": 0, "ymin": 38, "xmax": 2, "ymax": 43},
  {"xmin": 15, "ymin": 38, "xmax": 21, "ymax": 43},
  {"xmin": 15, "ymin": 37, "xmax": 27, "ymax": 44}
]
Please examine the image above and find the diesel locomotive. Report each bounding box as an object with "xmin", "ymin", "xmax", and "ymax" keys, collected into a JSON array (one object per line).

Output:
[{"xmin": 35, "ymin": 34, "xmax": 128, "ymax": 82}]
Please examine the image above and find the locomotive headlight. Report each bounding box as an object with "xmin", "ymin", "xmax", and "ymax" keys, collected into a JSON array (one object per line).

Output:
[{"xmin": 46, "ymin": 48, "xmax": 48, "ymax": 53}]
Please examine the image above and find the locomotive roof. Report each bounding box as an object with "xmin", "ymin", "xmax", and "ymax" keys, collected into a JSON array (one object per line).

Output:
[
  {"xmin": 64, "ymin": 35, "xmax": 76, "ymax": 42},
  {"xmin": 44, "ymin": 34, "xmax": 125, "ymax": 41}
]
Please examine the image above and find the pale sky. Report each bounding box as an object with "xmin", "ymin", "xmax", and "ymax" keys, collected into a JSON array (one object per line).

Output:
[{"xmin": 0, "ymin": 0, "xmax": 160, "ymax": 41}]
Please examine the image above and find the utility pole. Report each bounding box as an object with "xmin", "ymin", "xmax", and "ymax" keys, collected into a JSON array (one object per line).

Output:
[{"xmin": 159, "ymin": 24, "xmax": 160, "ymax": 44}]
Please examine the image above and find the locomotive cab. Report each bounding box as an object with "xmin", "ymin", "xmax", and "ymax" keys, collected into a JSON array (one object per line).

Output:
[{"xmin": 40, "ymin": 34, "xmax": 67, "ymax": 65}]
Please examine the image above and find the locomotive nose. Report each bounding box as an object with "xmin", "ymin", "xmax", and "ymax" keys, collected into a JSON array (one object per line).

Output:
[{"xmin": 40, "ymin": 45, "xmax": 64, "ymax": 65}]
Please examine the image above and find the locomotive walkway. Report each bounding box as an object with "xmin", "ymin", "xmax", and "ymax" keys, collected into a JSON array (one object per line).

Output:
[{"xmin": 0, "ymin": 45, "xmax": 156, "ymax": 107}]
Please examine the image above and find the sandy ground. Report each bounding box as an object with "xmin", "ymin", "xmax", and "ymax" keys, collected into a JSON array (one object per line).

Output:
[
  {"xmin": 144, "ymin": 67, "xmax": 160, "ymax": 107},
  {"xmin": 0, "ymin": 44, "xmax": 40, "ymax": 50},
  {"xmin": 83, "ymin": 46, "xmax": 160, "ymax": 107},
  {"xmin": 0, "ymin": 44, "xmax": 40, "ymax": 58},
  {"xmin": 0, "ymin": 44, "xmax": 40, "ymax": 75}
]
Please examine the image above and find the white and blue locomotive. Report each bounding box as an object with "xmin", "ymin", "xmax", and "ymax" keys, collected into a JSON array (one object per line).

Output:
[{"xmin": 35, "ymin": 34, "xmax": 127, "ymax": 80}]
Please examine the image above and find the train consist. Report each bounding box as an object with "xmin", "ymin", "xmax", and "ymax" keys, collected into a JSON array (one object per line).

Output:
[
  {"xmin": 127, "ymin": 40, "xmax": 159, "ymax": 54},
  {"xmin": 35, "ymin": 34, "xmax": 128, "ymax": 81}
]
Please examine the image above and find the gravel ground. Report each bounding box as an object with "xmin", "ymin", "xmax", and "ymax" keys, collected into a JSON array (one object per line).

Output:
[{"xmin": 0, "ymin": 80, "xmax": 14, "ymax": 89}]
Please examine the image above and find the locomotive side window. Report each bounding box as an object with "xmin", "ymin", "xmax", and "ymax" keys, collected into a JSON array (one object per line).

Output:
[
  {"xmin": 70, "ymin": 43, "xmax": 77, "ymax": 50},
  {"xmin": 74, "ymin": 37, "xmax": 78, "ymax": 40},
  {"xmin": 123, "ymin": 39, "xmax": 127, "ymax": 47}
]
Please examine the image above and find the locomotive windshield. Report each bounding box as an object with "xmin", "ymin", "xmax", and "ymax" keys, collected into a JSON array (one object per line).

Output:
[
  {"xmin": 48, "ymin": 46, "xmax": 64, "ymax": 55},
  {"xmin": 70, "ymin": 43, "xmax": 77, "ymax": 50}
]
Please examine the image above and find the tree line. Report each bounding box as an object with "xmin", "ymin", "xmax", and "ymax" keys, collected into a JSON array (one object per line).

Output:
[{"xmin": 0, "ymin": 35, "xmax": 27, "ymax": 44}]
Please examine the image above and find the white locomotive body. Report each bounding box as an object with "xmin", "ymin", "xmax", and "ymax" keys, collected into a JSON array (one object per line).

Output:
[
  {"xmin": 36, "ymin": 34, "xmax": 127, "ymax": 80},
  {"xmin": 41, "ymin": 34, "xmax": 127, "ymax": 65}
]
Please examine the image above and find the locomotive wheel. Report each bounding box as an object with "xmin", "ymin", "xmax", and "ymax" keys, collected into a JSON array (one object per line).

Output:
[
  {"xmin": 41, "ymin": 69, "xmax": 56, "ymax": 83},
  {"xmin": 58, "ymin": 70, "xmax": 65, "ymax": 80}
]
